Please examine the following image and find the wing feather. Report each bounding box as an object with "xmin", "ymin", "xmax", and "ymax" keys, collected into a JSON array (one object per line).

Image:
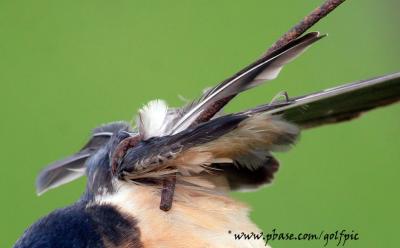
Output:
[
  {"xmin": 245, "ymin": 72, "xmax": 400, "ymax": 128},
  {"xmin": 36, "ymin": 121, "xmax": 131, "ymax": 195},
  {"xmin": 119, "ymin": 113, "xmax": 299, "ymax": 180},
  {"xmin": 170, "ymin": 32, "xmax": 324, "ymax": 133}
]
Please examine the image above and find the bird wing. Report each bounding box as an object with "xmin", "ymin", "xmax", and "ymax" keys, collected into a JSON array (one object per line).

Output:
[
  {"xmin": 119, "ymin": 112, "xmax": 299, "ymax": 182},
  {"xmin": 119, "ymin": 72, "xmax": 400, "ymax": 190},
  {"xmin": 247, "ymin": 72, "xmax": 400, "ymax": 128}
]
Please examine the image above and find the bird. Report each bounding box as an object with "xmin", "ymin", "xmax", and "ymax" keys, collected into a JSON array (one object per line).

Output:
[{"xmin": 14, "ymin": 30, "xmax": 400, "ymax": 248}]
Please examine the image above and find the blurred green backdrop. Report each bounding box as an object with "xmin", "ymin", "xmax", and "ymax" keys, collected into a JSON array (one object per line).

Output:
[{"xmin": 1, "ymin": 0, "xmax": 399, "ymax": 247}]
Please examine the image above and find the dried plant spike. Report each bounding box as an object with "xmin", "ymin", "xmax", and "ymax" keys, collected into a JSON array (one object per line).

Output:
[
  {"xmin": 265, "ymin": 0, "xmax": 346, "ymax": 56},
  {"xmin": 160, "ymin": 176, "xmax": 177, "ymax": 211}
]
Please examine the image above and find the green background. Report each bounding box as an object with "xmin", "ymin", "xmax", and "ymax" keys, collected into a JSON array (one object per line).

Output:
[{"xmin": 1, "ymin": 0, "xmax": 399, "ymax": 247}]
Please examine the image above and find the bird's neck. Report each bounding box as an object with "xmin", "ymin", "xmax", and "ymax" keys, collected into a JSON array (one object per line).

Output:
[{"xmin": 94, "ymin": 181, "xmax": 266, "ymax": 248}]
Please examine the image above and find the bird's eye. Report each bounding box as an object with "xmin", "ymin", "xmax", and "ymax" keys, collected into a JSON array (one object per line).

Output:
[{"xmin": 116, "ymin": 130, "xmax": 131, "ymax": 140}]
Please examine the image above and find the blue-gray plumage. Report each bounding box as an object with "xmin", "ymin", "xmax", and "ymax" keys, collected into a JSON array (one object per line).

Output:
[{"xmin": 35, "ymin": 122, "xmax": 132, "ymax": 196}]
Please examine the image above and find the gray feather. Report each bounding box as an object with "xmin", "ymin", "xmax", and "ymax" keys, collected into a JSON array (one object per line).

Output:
[
  {"xmin": 36, "ymin": 152, "xmax": 91, "ymax": 195},
  {"xmin": 245, "ymin": 72, "xmax": 400, "ymax": 128},
  {"xmin": 36, "ymin": 121, "xmax": 131, "ymax": 195},
  {"xmin": 170, "ymin": 32, "xmax": 324, "ymax": 134}
]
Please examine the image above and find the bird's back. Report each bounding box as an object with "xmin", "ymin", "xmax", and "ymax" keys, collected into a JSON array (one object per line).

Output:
[{"xmin": 14, "ymin": 202, "xmax": 143, "ymax": 248}]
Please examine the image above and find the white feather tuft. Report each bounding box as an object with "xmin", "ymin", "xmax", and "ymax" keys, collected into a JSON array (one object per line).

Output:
[{"xmin": 137, "ymin": 99, "xmax": 170, "ymax": 139}]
